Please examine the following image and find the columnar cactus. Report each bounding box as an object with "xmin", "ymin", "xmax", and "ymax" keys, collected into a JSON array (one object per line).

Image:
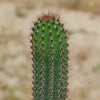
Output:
[{"xmin": 31, "ymin": 14, "xmax": 69, "ymax": 100}]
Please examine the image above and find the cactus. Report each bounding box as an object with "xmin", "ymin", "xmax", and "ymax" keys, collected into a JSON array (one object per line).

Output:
[{"xmin": 31, "ymin": 14, "xmax": 69, "ymax": 100}]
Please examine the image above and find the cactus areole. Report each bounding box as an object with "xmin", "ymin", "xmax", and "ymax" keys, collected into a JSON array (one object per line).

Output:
[{"xmin": 31, "ymin": 15, "xmax": 69, "ymax": 100}]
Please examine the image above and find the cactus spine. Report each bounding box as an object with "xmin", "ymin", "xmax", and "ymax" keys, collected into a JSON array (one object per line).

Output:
[{"xmin": 31, "ymin": 15, "xmax": 69, "ymax": 100}]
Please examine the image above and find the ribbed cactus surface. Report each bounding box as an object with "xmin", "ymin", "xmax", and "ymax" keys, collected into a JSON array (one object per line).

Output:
[{"xmin": 31, "ymin": 15, "xmax": 69, "ymax": 100}]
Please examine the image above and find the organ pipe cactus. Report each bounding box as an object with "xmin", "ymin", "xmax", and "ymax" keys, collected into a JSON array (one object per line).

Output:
[{"xmin": 30, "ymin": 13, "xmax": 69, "ymax": 100}]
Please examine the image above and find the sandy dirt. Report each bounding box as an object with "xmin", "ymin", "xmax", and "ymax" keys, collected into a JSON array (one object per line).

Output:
[{"xmin": 0, "ymin": 3, "xmax": 100, "ymax": 100}]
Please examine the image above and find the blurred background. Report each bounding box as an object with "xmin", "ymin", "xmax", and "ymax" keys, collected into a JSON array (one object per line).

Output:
[{"xmin": 0, "ymin": 0, "xmax": 100, "ymax": 100}]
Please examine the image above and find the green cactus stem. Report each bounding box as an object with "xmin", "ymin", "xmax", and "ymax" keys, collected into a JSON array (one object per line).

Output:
[{"xmin": 31, "ymin": 15, "xmax": 69, "ymax": 100}]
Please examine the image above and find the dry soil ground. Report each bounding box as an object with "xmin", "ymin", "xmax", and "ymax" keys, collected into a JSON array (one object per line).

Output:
[{"xmin": 0, "ymin": 3, "xmax": 100, "ymax": 100}]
